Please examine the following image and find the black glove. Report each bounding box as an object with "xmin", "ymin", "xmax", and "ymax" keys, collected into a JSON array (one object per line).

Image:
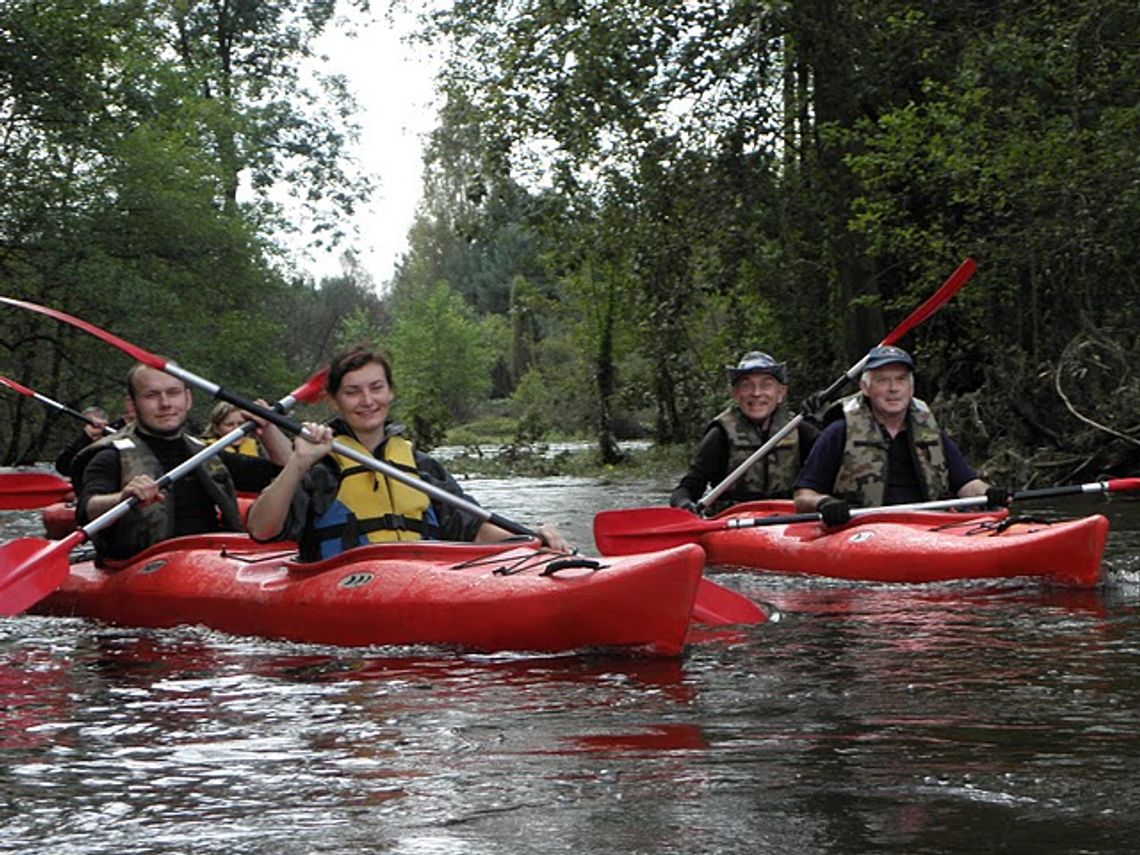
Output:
[
  {"xmin": 674, "ymin": 498, "xmax": 700, "ymax": 515},
  {"xmin": 669, "ymin": 489, "xmax": 701, "ymax": 515},
  {"xmin": 800, "ymin": 391, "xmax": 829, "ymax": 422},
  {"xmin": 985, "ymin": 485, "xmax": 1010, "ymax": 509},
  {"xmin": 817, "ymin": 496, "xmax": 851, "ymax": 527}
]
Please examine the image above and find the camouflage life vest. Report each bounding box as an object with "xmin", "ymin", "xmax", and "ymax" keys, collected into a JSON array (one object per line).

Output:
[
  {"xmin": 710, "ymin": 402, "xmax": 802, "ymax": 510},
  {"xmin": 832, "ymin": 393, "xmax": 949, "ymax": 506},
  {"xmin": 81, "ymin": 422, "xmax": 241, "ymax": 559}
]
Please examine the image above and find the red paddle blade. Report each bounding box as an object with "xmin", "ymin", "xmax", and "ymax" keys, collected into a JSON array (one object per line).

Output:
[
  {"xmin": 0, "ymin": 532, "xmax": 83, "ymax": 616},
  {"xmin": 0, "ymin": 374, "xmax": 36, "ymax": 397},
  {"xmin": 0, "ymin": 472, "xmax": 75, "ymax": 510},
  {"xmin": 1105, "ymin": 478, "xmax": 1140, "ymax": 494},
  {"xmin": 0, "ymin": 297, "xmax": 165, "ymax": 369},
  {"xmin": 291, "ymin": 367, "xmax": 329, "ymax": 403},
  {"xmin": 593, "ymin": 506, "xmax": 719, "ymax": 556},
  {"xmin": 881, "ymin": 257, "xmax": 976, "ymax": 347},
  {"xmin": 692, "ymin": 578, "xmax": 768, "ymax": 626}
]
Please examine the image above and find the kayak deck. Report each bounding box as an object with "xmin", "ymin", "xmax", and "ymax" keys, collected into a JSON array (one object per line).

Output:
[
  {"xmin": 32, "ymin": 534, "xmax": 706, "ymax": 656},
  {"xmin": 701, "ymin": 501, "xmax": 1108, "ymax": 587}
]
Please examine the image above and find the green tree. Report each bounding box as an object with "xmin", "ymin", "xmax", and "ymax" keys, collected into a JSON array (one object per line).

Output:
[
  {"xmin": 404, "ymin": 0, "xmax": 1140, "ymax": 478},
  {"xmin": 0, "ymin": 0, "xmax": 370, "ymax": 463},
  {"xmin": 387, "ymin": 282, "xmax": 502, "ymax": 448}
]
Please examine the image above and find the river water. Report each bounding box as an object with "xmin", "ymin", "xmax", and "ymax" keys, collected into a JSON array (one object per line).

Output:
[{"xmin": 2, "ymin": 473, "xmax": 1140, "ymax": 855}]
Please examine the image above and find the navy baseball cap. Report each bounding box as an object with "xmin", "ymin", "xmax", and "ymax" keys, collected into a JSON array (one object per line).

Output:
[
  {"xmin": 863, "ymin": 345, "xmax": 915, "ymax": 372},
  {"xmin": 726, "ymin": 351, "xmax": 787, "ymax": 385}
]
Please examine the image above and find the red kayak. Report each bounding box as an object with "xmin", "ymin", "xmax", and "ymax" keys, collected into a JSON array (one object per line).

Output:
[
  {"xmin": 41, "ymin": 492, "xmax": 258, "ymax": 540},
  {"xmin": 41, "ymin": 501, "xmax": 76, "ymax": 540},
  {"xmin": 31, "ymin": 534, "xmax": 706, "ymax": 656},
  {"xmin": 696, "ymin": 501, "xmax": 1108, "ymax": 587},
  {"xmin": 0, "ymin": 470, "xmax": 73, "ymax": 511}
]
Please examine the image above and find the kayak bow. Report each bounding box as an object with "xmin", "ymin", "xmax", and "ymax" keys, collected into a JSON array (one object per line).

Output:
[{"xmin": 33, "ymin": 534, "xmax": 708, "ymax": 656}]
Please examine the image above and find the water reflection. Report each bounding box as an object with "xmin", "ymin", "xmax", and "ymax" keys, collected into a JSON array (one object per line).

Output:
[{"xmin": 2, "ymin": 475, "xmax": 1140, "ymax": 853}]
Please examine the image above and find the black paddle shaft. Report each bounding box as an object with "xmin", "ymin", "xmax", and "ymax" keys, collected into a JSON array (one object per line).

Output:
[{"xmin": 206, "ymin": 386, "xmax": 541, "ymax": 540}]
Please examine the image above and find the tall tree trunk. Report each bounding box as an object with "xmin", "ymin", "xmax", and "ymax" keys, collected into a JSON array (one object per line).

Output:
[
  {"xmin": 595, "ymin": 283, "xmax": 624, "ymax": 465},
  {"xmin": 794, "ymin": 0, "xmax": 883, "ymax": 359}
]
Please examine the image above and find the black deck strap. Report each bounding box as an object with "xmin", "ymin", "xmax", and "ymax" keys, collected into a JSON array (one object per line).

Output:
[
  {"xmin": 540, "ymin": 557, "xmax": 604, "ymax": 577},
  {"xmin": 492, "ymin": 552, "xmax": 565, "ymax": 576},
  {"xmin": 449, "ymin": 548, "xmax": 582, "ymax": 576},
  {"xmin": 993, "ymin": 514, "xmax": 1055, "ymax": 533},
  {"xmin": 928, "ymin": 514, "xmax": 1056, "ymax": 537},
  {"xmin": 450, "ymin": 550, "xmax": 552, "ymax": 576},
  {"xmin": 931, "ymin": 518, "xmax": 1005, "ymax": 536},
  {"xmin": 455, "ymin": 552, "xmax": 533, "ymax": 571}
]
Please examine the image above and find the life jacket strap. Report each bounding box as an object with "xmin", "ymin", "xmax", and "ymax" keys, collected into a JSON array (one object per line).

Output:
[{"xmin": 322, "ymin": 513, "xmax": 429, "ymax": 551}]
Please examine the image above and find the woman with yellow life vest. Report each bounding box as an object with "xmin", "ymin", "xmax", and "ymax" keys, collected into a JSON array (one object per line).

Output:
[
  {"xmin": 203, "ymin": 401, "xmax": 265, "ymax": 457},
  {"xmin": 245, "ymin": 345, "xmax": 570, "ymax": 560}
]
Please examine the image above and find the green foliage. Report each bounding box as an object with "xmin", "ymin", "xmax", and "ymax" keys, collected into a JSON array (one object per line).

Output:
[
  {"xmin": 335, "ymin": 306, "xmax": 385, "ymax": 353},
  {"xmin": 406, "ymin": 0, "xmax": 1140, "ymax": 480},
  {"xmin": 387, "ymin": 282, "xmax": 502, "ymax": 448},
  {"xmin": 6, "ymin": 0, "xmax": 1131, "ymax": 481},
  {"xmin": 0, "ymin": 0, "xmax": 370, "ymax": 463},
  {"xmin": 508, "ymin": 368, "xmax": 554, "ymax": 439}
]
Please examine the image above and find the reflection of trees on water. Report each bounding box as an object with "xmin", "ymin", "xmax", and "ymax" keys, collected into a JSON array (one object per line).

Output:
[{"xmin": 2, "ymin": 477, "xmax": 1140, "ymax": 853}]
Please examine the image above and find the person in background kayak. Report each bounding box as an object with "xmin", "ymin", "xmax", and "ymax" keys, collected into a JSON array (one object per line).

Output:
[
  {"xmin": 668, "ymin": 350, "xmax": 819, "ymax": 515},
  {"xmin": 245, "ymin": 344, "xmax": 571, "ymax": 559},
  {"xmin": 203, "ymin": 401, "xmax": 265, "ymax": 457},
  {"xmin": 53, "ymin": 405, "xmax": 111, "ymax": 478},
  {"xmin": 55, "ymin": 397, "xmax": 138, "ymax": 479},
  {"xmin": 792, "ymin": 345, "xmax": 1006, "ymax": 526},
  {"xmin": 74, "ymin": 364, "xmax": 292, "ymax": 561}
]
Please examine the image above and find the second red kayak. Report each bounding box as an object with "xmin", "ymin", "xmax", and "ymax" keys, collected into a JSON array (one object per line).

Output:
[
  {"xmin": 32, "ymin": 534, "xmax": 706, "ymax": 656},
  {"xmin": 597, "ymin": 501, "xmax": 1109, "ymax": 587},
  {"xmin": 0, "ymin": 470, "xmax": 73, "ymax": 511}
]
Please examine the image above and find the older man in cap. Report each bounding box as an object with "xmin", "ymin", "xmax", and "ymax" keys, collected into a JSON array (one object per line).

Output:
[
  {"xmin": 669, "ymin": 350, "xmax": 819, "ymax": 515},
  {"xmin": 793, "ymin": 345, "xmax": 1004, "ymax": 526}
]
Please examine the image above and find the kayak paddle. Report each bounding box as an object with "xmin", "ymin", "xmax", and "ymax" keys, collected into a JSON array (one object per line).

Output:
[
  {"xmin": 689, "ymin": 578, "xmax": 770, "ymax": 625},
  {"xmin": 0, "ymin": 296, "xmax": 766, "ymax": 627},
  {"xmin": 0, "ymin": 471, "xmax": 75, "ymax": 510},
  {"xmin": 595, "ymin": 477, "xmax": 1140, "ymax": 555},
  {"xmin": 698, "ymin": 257, "xmax": 977, "ymax": 511},
  {"xmin": 0, "ymin": 294, "xmax": 548, "ymax": 540},
  {"xmin": 0, "ymin": 373, "xmax": 114, "ymax": 433},
  {"xmin": 0, "ymin": 369, "xmax": 328, "ymax": 616}
]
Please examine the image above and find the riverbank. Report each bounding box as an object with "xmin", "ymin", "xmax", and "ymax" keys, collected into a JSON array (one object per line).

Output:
[{"xmin": 436, "ymin": 437, "xmax": 687, "ymax": 480}]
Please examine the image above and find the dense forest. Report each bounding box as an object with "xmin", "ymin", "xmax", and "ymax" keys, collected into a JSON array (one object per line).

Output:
[{"xmin": 2, "ymin": 0, "xmax": 1137, "ymax": 485}]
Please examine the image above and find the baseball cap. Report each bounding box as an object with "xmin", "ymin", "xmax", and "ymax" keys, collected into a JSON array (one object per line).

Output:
[{"xmin": 863, "ymin": 345, "xmax": 915, "ymax": 372}]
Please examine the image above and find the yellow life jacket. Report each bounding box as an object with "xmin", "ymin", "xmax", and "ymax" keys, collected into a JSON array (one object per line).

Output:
[
  {"xmin": 204, "ymin": 435, "xmax": 262, "ymax": 457},
  {"xmin": 311, "ymin": 434, "xmax": 432, "ymax": 559}
]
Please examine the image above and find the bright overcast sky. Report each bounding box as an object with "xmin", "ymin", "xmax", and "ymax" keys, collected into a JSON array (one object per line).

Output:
[{"xmin": 296, "ymin": 6, "xmax": 441, "ymax": 289}]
